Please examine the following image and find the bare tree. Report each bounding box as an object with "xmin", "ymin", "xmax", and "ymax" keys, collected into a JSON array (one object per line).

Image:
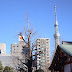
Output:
[
  {"xmin": 20, "ymin": 13, "xmax": 38, "ymax": 72},
  {"xmin": 11, "ymin": 13, "xmax": 38, "ymax": 72}
]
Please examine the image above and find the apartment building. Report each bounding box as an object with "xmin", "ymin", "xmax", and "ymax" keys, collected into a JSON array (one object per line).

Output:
[
  {"xmin": 36, "ymin": 38, "xmax": 50, "ymax": 72},
  {"xmin": 11, "ymin": 36, "xmax": 30, "ymax": 65},
  {"xmin": 11, "ymin": 36, "xmax": 29, "ymax": 57}
]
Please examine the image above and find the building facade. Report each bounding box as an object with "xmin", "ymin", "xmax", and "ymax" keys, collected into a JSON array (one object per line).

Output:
[
  {"xmin": 11, "ymin": 36, "xmax": 29, "ymax": 58},
  {"xmin": 11, "ymin": 41, "xmax": 25, "ymax": 56},
  {"xmin": 0, "ymin": 43, "xmax": 6, "ymax": 54},
  {"xmin": 11, "ymin": 36, "xmax": 29, "ymax": 71},
  {"xmin": 36, "ymin": 38, "xmax": 50, "ymax": 72}
]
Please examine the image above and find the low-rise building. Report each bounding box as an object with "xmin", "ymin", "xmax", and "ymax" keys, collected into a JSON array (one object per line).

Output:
[{"xmin": 49, "ymin": 41, "xmax": 72, "ymax": 72}]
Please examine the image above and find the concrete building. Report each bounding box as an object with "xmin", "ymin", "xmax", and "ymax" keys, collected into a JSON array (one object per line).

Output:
[
  {"xmin": 0, "ymin": 43, "xmax": 6, "ymax": 54},
  {"xmin": 36, "ymin": 38, "xmax": 50, "ymax": 72},
  {"xmin": 11, "ymin": 36, "xmax": 29, "ymax": 58},
  {"xmin": 54, "ymin": 6, "xmax": 60, "ymax": 49},
  {"xmin": 11, "ymin": 36, "xmax": 29, "ymax": 67}
]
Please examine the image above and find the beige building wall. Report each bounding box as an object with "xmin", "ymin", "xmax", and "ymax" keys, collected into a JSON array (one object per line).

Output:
[
  {"xmin": 36, "ymin": 38, "xmax": 50, "ymax": 72},
  {"xmin": 11, "ymin": 40, "xmax": 30, "ymax": 63}
]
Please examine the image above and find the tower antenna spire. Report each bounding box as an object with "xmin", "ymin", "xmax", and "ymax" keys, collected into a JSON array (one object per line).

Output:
[
  {"xmin": 54, "ymin": 6, "xmax": 58, "ymax": 27},
  {"xmin": 55, "ymin": 6, "xmax": 57, "ymax": 24},
  {"xmin": 27, "ymin": 12, "xmax": 29, "ymax": 29},
  {"xmin": 54, "ymin": 6, "xmax": 60, "ymax": 49}
]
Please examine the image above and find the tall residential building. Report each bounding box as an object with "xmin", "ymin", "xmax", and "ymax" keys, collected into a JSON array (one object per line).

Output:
[
  {"xmin": 54, "ymin": 6, "xmax": 60, "ymax": 49},
  {"xmin": 0, "ymin": 43, "xmax": 6, "ymax": 54},
  {"xmin": 36, "ymin": 38, "xmax": 50, "ymax": 72}
]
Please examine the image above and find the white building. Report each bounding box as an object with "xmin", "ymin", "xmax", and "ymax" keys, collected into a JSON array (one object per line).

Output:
[
  {"xmin": 0, "ymin": 43, "xmax": 6, "ymax": 54},
  {"xmin": 36, "ymin": 38, "xmax": 50, "ymax": 72}
]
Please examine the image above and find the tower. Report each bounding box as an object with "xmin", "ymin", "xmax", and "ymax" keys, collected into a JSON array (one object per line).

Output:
[{"xmin": 54, "ymin": 6, "xmax": 60, "ymax": 49}]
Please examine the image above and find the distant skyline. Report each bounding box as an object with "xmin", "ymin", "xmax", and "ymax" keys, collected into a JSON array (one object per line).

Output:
[{"xmin": 0, "ymin": 0, "xmax": 72, "ymax": 59}]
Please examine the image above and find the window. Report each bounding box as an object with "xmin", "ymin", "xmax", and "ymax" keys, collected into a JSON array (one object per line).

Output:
[
  {"xmin": 46, "ymin": 42, "xmax": 48, "ymax": 43},
  {"xmin": 39, "ymin": 51, "xmax": 41, "ymax": 53},
  {"xmin": 41, "ymin": 48, "xmax": 44, "ymax": 50},
  {"xmin": 38, "ymin": 42, "xmax": 40, "ymax": 43},
  {"xmin": 46, "ymin": 39, "xmax": 49, "ymax": 40},
  {"xmin": 39, "ymin": 64, "xmax": 40, "ymax": 65},
  {"xmin": 17, "ymin": 46, "xmax": 19, "ymax": 47},
  {"xmin": 39, "ymin": 54, "xmax": 40, "ymax": 56},
  {"xmin": 39, "ymin": 61, "xmax": 41, "ymax": 62},
  {"xmin": 41, "ymin": 67, "xmax": 45, "ymax": 69},
  {"xmin": 41, "ymin": 57, "xmax": 45, "ymax": 59},
  {"xmin": 39, "ymin": 57, "xmax": 40, "ymax": 59},
  {"xmin": 37, "ymin": 39, "xmax": 40, "ymax": 41},
  {"xmin": 41, "ymin": 60, "xmax": 45, "ymax": 63},
  {"xmin": 39, "ymin": 48, "xmax": 40, "ymax": 49},
  {"xmin": 13, "ymin": 46, "xmax": 15, "ymax": 47},
  {"xmin": 0, "ymin": 50, "xmax": 1, "ymax": 54},
  {"xmin": 39, "ymin": 45, "xmax": 40, "ymax": 46}
]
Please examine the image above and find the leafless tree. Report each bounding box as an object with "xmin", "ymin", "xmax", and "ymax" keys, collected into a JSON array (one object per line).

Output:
[{"xmin": 11, "ymin": 13, "xmax": 38, "ymax": 72}]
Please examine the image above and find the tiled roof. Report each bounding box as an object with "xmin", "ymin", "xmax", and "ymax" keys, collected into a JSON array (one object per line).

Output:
[
  {"xmin": 60, "ymin": 44, "xmax": 72, "ymax": 56},
  {"xmin": 49, "ymin": 44, "xmax": 72, "ymax": 70}
]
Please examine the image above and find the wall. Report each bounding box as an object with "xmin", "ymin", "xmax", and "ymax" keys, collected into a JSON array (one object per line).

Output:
[{"xmin": 64, "ymin": 64, "xmax": 71, "ymax": 72}]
